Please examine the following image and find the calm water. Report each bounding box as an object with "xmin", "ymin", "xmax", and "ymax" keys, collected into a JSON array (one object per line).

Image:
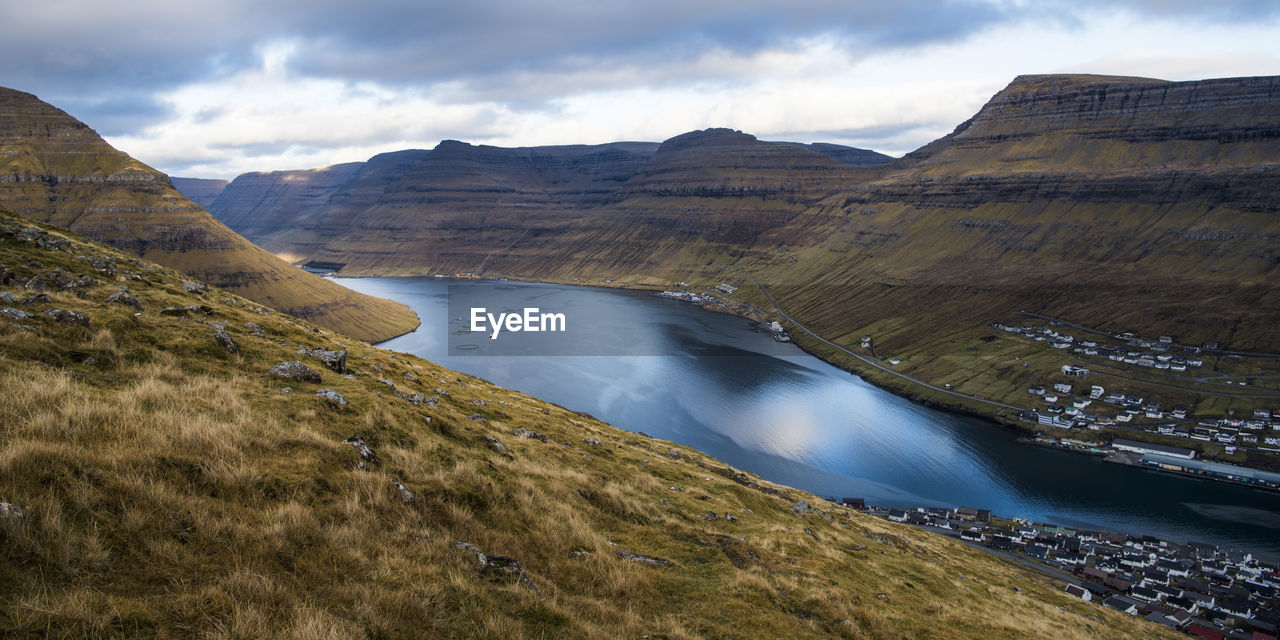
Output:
[{"xmin": 336, "ymin": 277, "xmax": 1280, "ymax": 557}]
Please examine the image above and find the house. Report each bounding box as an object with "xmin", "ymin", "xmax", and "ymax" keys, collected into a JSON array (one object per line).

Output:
[
  {"xmin": 887, "ymin": 509, "xmax": 909, "ymax": 522},
  {"xmin": 1090, "ymin": 385, "xmax": 1105, "ymax": 399},
  {"xmin": 1027, "ymin": 544, "xmax": 1050, "ymax": 560},
  {"xmin": 1102, "ymin": 595, "xmax": 1140, "ymax": 615},
  {"xmin": 1064, "ymin": 584, "xmax": 1092, "ymax": 601},
  {"xmin": 1186, "ymin": 624, "xmax": 1225, "ymax": 640},
  {"xmin": 1028, "ymin": 385, "xmax": 1046, "ymax": 395},
  {"xmin": 1054, "ymin": 383, "xmax": 1072, "ymax": 394},
  {"xmin": 1130, "ymin": 585, "xmax": 1161, "ymax": 602},
  {"xmin": 840, "ymin": 497, "xmax": 866, "ymax": 509},
  {"xmin": 960, "ymin": 529, "xmax": 985, "ymax": 542},
  {"xmin": 1216, "ymin": 598, "xmax": 1254, "ymax": 618},
  {"xmin": 1111, "ymin": 438, "xmax": 1196, "ymax": 460}
]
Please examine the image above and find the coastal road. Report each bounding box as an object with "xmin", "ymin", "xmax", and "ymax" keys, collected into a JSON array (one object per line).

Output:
[{"xmin": 710, "ymin": 266, "xmax": 1027, "ymax": 414}]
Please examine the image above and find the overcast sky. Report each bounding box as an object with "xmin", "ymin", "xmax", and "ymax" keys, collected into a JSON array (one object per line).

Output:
[{"xmin": 2, "ymin": 1, "xmax": 1278, "ymax": 178}]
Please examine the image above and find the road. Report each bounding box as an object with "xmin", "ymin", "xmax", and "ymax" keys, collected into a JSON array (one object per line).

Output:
[{"xmin": 711, "ymin": 266, "xmax": 1027, "ymax": 413}]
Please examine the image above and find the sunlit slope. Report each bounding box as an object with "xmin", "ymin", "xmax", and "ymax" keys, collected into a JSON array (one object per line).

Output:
[
  {"xmin": 0, "ymin": 211, "xmax": 1173, "ymax": 639},
  {"xmin": 0, "ymin": 87, "xmax": 418, "ymax": 342}
]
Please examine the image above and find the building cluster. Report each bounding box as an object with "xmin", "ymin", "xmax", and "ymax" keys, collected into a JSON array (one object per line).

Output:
[
  {"xmin": 844, "ymin": 498, "xmax": 1280, "ymax": 638},
  {"xmin": 992, "ymin": 322, "xmax": 1208, "ymax": 372}
]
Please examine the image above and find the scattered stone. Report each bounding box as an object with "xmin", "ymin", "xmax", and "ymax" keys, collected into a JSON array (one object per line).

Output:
[
  {"xmin": 392, "ymin": 479, "xmax": 415, "ymax": 504},
  {"xmin": 617, "ymin": 551, "xmax": 673, "ymax": 566},
  {"xmin": 698, "ymin": 512, "xmax": 720, "ymax": 521},
  {"xmin": 0, "ymin": 292, "xmax": 12, "ymax": 304},
  {"xmin": 82, "ymin": 357, "xmax": 97, "ymax": 366},
  {"xmin": 89, "ymin": 258, "xmax": 116, "ymax": 276},
  {"xmin": 402, "ymin": 371, "xmax": 419, "ymax": 383},
  {"xmin": 455, "ymin": 541, "xmax": 533, "ymax": 584},
  {"xmin": 398, "ymin": 392, "xmax": 426, "ymax": 406},
  {"xmin": 467, "ymin": 414, "xmax": 488, "ymax": 422},
  {"xmin": 210, "ymin": 324, "xmax": 238, "ymax": 355},
  {"xmin": 804, "ymin": 527, "xmax": 820, "ymax": 541},
  {"xmin": 344, "ymin": 374, "xmax": 356, "ymax": 380},
  {"xmin": 244, "ymin": 322, "xmax": 266, "ymax": 337},
  {"xmin": 379, "ymin": 379, "xmax": 396, "ymax": 389},
  {"xmin": 159, "ymin": 304, "xmax": 210, "ymax": 316},
  {"xmin": 485, "ymin": 436, "xmax": 508, "ymax": 453},
  {"xmin": 470, "ymin": 399, "xmax": 490, "ymax": 408},
  {"xmin": 24, "ymin": 275, "xmax": 47, "ymax": 292},
  {"xmin": 19, "ymin": 294, "xmax": 51, "ymax": 305},
  {"xmin": 44, "ymin": 309, "xmax": 89, "ymax": 327},
  {"xmin": 724, "ymin": 513, "xmax": 739, "ymax": 522},
  {"xmin": 669, "ymin": 486, "xmax": 685, "ymax": 492},
  {"xmin": 876, "ymin": 593, "xmax": 889, "ymax": 600},
  {"xmin": 511, "ymin": 428, "xmax": 547, "ymax": 442},
  {"xmin": 268, "ymin": 361, "xmax": 322, "ymax": 383},
  {"xmin": 299, "ymin": 347, "xmax": 347, "ymax": 373},
  {"xmin": 1, "ymin": 307, "xmax": 30, "ymax": 320},
  {"xmin": 316, "ymin": 388, "xmax": 347, "ymax": 407},
  {"xmin": 0, "ymin": 262, "xmax": 12, "ymax": 285},
  {"xmin": 424, "ymin": 395, "xmax": 440, "ymax": 408},
  {"xmin": 106, "ymin": 289, "xmax": 143, "ymax": 310},
  {"xmin": 583, "ymin": 437, "xmax": 601, "ymax": 446},
  {"xmin": 343, "ymin": 435, "xmax": 376, "ymax": 465},
  {"xmin": 0, "ymin": 503, "xmax": 24, "ymax": 519},
  {"xmin": 182, "ymin": 280, "xmax": 207, "ymax": 294},
  {"xmin": 280, "ymin": 387, "xmax": 292, "ymax": 393},
  {"xmin": 666, "ymin": 449, "xmax": 683, "ymax": 460}
]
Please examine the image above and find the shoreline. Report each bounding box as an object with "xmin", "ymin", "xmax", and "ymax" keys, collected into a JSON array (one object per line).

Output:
[{"xmin": 333, "ymin": 271, "xmax": 1275, "ymax": 494}]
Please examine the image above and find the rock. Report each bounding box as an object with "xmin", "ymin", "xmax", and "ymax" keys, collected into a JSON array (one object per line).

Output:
[
  {"xmin": 0, "ymin": 292, "xmax": 13, "ymax": 304},
  {"xmin": 106, "ymin": 290, "xmax": 143, "ymax": 309},
  {"xmin": 378, "ymin": 379, "xmax": 396, "ymax": 389},
  {"xmin": 455, "ymin": 541, "xmax": 533, "ymax": 584},
  {"xmin": 398, "ymin": 392, "xmax": 426, "ymax": 406},
  {"xmin": 583, "ymin": 437, "xmax": 601, "ymax": 446},
  {"xmin": 724, "ymin": 513, "xmax": 739, "ymax": 522},
  {"xmin": 280, "ymin": 387, "xmax": 292, "ymax": 393},
  {"xmin": 19, "ymin": 294, "xmax": 51, "ymax": 305},
  {"xmin": 210, "ymin": 324, "xmax": 238, "ymax": 354},
  {"xmin": 804, "ymin": 527, "xmax": 820, "ymax": 541},
  {"xmin": 512, "ymin": 428, "xmax": 548, "ymax": 442},
  {"xmin": 467, "ymin": 414, "xmax": 487, "ymax": 422},
  {"xmin": 424, "ymin": 395, "xmax": 440, "ymax": 408},
  {"xmin": 315, "ymin": 388, "xmax": 347, "ymax": 407},
  {"xmin": 0, "ymin": 503, "xmax": 24, "ymax": 519},
  {"xmin": 244, "ymin": 322, "xmax": 266, "ymax": 337},
  {"xmin": 0, "ymin": 262, "xmax": 12, "ymax": 285},
  {"xmin": 792, "ymin": 500, "xmax": 812, "ymax": 514},
  {"xmin": 159, "ymin": 305, "xmax": 210, "ymax": 316},
  {"xmin": 268, "ymin": 361, "xmax": 322, "ymax": 383},
  {"xmin": 617, "ymin": 551, "xmax": 673, "ymax": 566},
  {"xmin": 392, "ymin": 479, "xmax": 415, "ymax": 504},
  {"xmin": 1, "ymin": 307, "xmax": 30, "ymax": 320},
  {"xmin": 485, "ymin": 436, "xmax": 508, "ymax": 453},
  {"xmin": 403, "ymin": 371, "xmax": 419, "ymax": 383},
  {"xmin": 666, "ymin": 449, "xmax": 683, "ymax": 460},
  {"xmin": 24, "ymin": 275, "xmax": 47, "ymax": 292},
  {"xmin": 300, "ymin": 347, "xmax": 347, "ymax": 373},
  {"xmin": 698, "ymin": 512, "xmax": 720, "ymax": 521},
  {"xmin": 44, "ymin": 309, "xmax": 89, "ymax": 327},
  {"xmin": 89, "ymin": 258, "xmax": 116, "ymax": 276},
  {"xmin": 182, "ymin": 280, "xmax": 207, "ymax": 294},
  {"xmin": 344, "ymin": 434, "xmax": 380, "ymax": 466}
]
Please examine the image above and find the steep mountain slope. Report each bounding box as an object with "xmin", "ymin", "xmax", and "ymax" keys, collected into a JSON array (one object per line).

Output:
[
  {"xmin": 204, "ymin": 162, "xmax": 364, "ymax": 253},
  {"xmin": 170, "ymin": 177, "xmax": 228, "ymax": 209},
  {"xmin": 0, "ymin": 211, "xmax": 1173, "ymax": 639},
  {"xmin": 0, "ymin": 87, "xmax": 418, "ymax": 342}
]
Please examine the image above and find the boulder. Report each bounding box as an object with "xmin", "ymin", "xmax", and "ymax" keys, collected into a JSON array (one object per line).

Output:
[
  {"xmin": 300, "ymin": 347, "xmax": 347, "ymax": 373},
  {"xmin": 315, "ymin": 388, "xmax": 347, "ymax": 407},
  {"xmin": 1, "ymin": 307, "xmax": 30, "ymax": 320},
  {"xmin": 19, "ymin": 294, "xmax": 51, "ymax": 305},
  {"xmin": 244, "ymin": 322, "xmax": 266, "ymax": 337},
  {"xmin": 512, "ymin": 428, "xmax": 548, "ymax": 442},
  {"xmin": 617, "ymin": 551, "xmax": 673, "ymax": 566},
  {"xmin": 485, "ymin": 436, "xmax": 508, "ymax": 453},
  {"xmin": 268, "ymin": 361, "xmax": 322, "ymax": 383},
  {"xmin": 583, "ymin": 437, "xmax": 601, "ymax": 446},
  {"xmin": 44, "ymin": 309, "xmax": 89, "ymax": 327},
  {"xmin": 106, "ymin": 289, "xmax": 143, "ymax": 309},
  {"xmin": 182, "ymin": 280, "xmax": 208, "ymax": 294},
  {"xmin": 0, "ymin": 292, "xmax": 13, "ymax": 304},
  {"xmin": 344, "ymin": 434, "xmax": 380, "ymax": 466},
  {"xmin": 392, "ymin": 479, "xmax": 415, "ymax": 504},
  {"xmin": 210, "ymin": 324, "xmax": 238, "ymax": 354}
]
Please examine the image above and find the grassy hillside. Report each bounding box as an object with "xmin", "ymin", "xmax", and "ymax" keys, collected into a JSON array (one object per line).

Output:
[
  {"xmin": 0, "ymin": 86, "xmax": 418, "ymax": 343},
  {"xmin": 0, "ymin": 211, "xmax": 1173, "ymax": 638}
]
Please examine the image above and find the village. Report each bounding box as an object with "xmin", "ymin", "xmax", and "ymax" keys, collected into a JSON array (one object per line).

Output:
[{"xmin": 834, "ymin": 497, "xmax": 1280, "ymax": 638}]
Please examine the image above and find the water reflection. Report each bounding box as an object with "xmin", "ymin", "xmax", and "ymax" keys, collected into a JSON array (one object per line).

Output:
[{"xmin": 336, "ymin": 277, "xmax": 1280, "ymax": 557}]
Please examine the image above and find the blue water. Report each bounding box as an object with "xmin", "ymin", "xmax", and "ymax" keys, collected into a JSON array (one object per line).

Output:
[{"xmin": 337, "ymin": 277, "xmax": 1280, "ymax": 557}]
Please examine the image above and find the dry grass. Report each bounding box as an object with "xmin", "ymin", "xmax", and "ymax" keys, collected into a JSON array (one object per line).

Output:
[{"xmin": 0, "ymin": 215, "xmax": 1178, "ymax": 638}]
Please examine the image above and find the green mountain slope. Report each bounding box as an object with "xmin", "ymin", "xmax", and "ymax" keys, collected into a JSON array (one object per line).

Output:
[
  {"xmin": 0, "ymin": 87, "xmax": 418, "ymax": 343},
  {"xmin": 0, "ymin": 210, "xmax": 1172, "ymax": 639}
]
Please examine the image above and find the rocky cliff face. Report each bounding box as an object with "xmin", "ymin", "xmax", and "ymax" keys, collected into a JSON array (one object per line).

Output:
[
  {"xmin": 171, "ymin": 177, "xmax": 229, "ymax": 209},
  {"xmin": 0, "ymin": 86, "xmax": 418, "ymax": 342},
  {"xmin": 202, "ymin": 74, "xmax": 1280, "ymax": 350}
]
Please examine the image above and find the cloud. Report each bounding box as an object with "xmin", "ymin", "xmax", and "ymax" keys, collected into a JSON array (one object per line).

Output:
[{"xmin": 4, "ymin": 0, "xmax": 1278, "ymax": 177}]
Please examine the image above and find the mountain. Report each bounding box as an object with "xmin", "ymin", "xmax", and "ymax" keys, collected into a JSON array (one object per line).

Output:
[
  {"xmin": 200, "ymin": 73, "xmax": 1280, "ymax": 427},
  {"xmin": 170, "ymin": 177, "xmax": 228, "ymax": 209},
  {"xmin": 0, "ymin": 87, "xmax": 418, "ymax": 342},
  {"xmin": 0, "ymin": 211, "xmax": 1174, "ymax": 639}
]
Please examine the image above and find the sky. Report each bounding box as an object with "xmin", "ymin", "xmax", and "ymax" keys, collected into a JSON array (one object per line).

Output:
[{"xmin": 2, "ymin": 1, "xmax": 1278, "ymax": 178}]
